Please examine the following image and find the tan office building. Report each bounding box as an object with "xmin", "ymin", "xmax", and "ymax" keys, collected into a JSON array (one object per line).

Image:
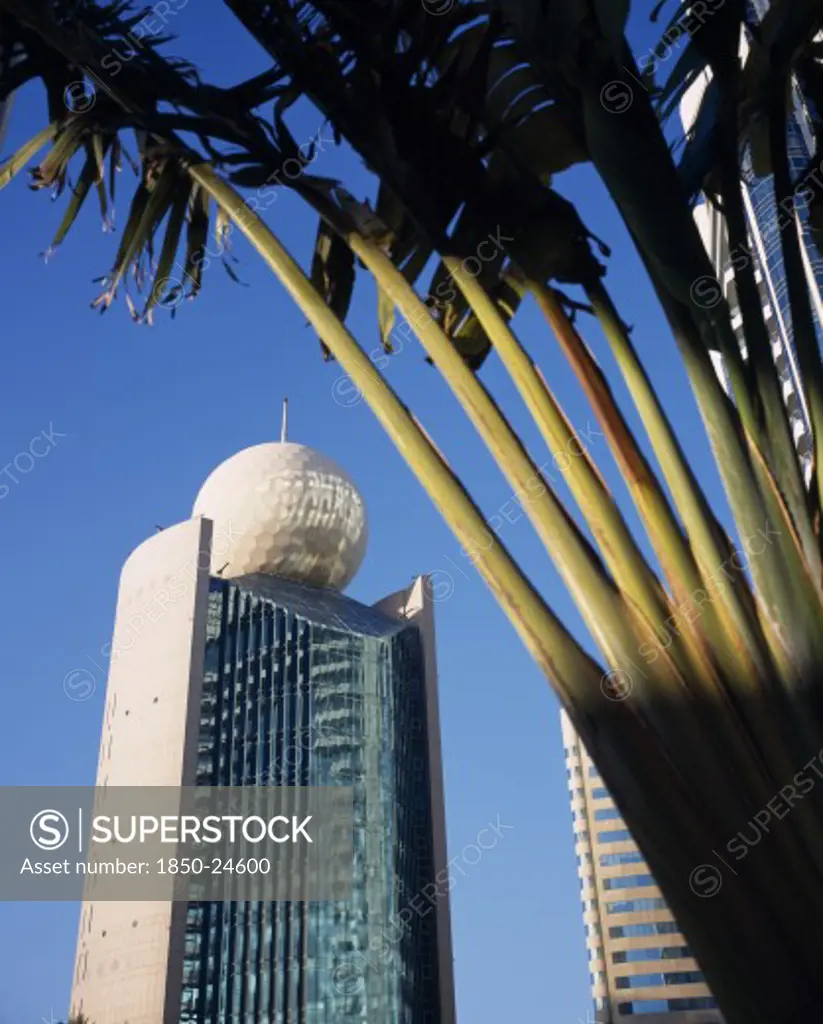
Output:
[{"xmin": 561, "ymin": 710, "xmax": 723, "ymax": 1024}]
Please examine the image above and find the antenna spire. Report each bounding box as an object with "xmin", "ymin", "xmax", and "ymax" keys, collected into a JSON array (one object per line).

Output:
[{"xmin": 280, "ymin": 397, "xmax": 289, "ymax": 443}]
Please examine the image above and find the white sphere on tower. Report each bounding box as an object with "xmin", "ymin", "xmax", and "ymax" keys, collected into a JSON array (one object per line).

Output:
[{"xmin": 192, "ymin": 441, "xmax": 368, "ymax": 590}]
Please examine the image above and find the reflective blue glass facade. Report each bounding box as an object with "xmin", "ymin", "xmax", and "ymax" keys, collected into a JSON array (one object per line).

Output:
[{"xmin": 178, "ymin": 574, "xmax": 444, "ymax": 1024}]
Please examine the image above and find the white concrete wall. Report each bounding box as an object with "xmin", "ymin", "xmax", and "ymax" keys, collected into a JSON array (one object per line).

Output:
[{"xmin": 71, "ymin": 517, "xmax": 212, "ymax": 1024}]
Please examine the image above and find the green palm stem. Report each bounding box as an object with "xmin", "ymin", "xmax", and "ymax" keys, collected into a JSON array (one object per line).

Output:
[
  {"xmin": 769, "ymin": 90, "xmax": 823, "ymax": 537},
  {"xmin": 584, "ymin": 281, "xmax": 779, "ymax": 658},
  {"xmin": 182, "ymin": 171, "xmax": 722, "ymax": 825},
  {"xmin": 599, "ymin": 241, "xmax": 823, "ymax": 690},
  {"xmin": 345, "ymin": 233, "xmax": 696, "ymax": 691},
  {"xmin": 187, "ymin": 163, "xmax": 739, "ymax": 802},
  {"xmin": 684, "ymin": 300, "xmax": 823, "ymax": 670},
  {"xmin": 442, "ymin": 257, "xmax": 721, "ymax": 687},
  {"xmin": 127, "ymin": 136, "xmax": 781, "ymax": 908},
  {"xmin": 452, "ymin": 259, "xmax": 823, "ymax": 887},
  {"xmin": 589, "ymin": 264, "xmax": 823, "ymax": 741},
  {"xmin": 205, "ymin": 164, "xmax": 823, "ymax": 936},
  {"xmin": 342, "ymin": 230, "xmax": 823, "ymax": 910},
  {"xmin": 438, "ymin": 267, "xmax": 674, "ymax": 625},
  {"xmin": 740, "ymin": 440, "xmax": 823, "ymax": 750},
  {"xmin": 647, "ymin": 277, "xmax": 823, "ymax": 757},
  {"xmin": 551, "ymin": 279, "xmax": 823, "ymax": 846},
  {"xmin": 566, "ymin": 63, "xmax": 823, "ymax": 680},
  {"xmin": 355, "ymin": 217, "xmax": 783, "ymax": 754},
  {"xmin": 537, "ymin": 280, "xmax": 766, "ymax": 681}
]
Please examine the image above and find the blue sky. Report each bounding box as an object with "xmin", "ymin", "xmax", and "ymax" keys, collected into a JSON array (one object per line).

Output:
[{"xmin": 0, "ymin": 4, "xmax": 735, "ymax": 1023}]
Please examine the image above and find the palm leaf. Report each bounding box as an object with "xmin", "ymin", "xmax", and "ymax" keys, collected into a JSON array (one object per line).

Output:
[{"xmin": 310, "ymin": 218, "xmax": 356, "ymax": 359}]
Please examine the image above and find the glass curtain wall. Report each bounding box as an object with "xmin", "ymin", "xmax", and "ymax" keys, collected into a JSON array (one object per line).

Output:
[{"xmin": 178, "ymin": 576, "xmax": 441, "ymax": 1024}]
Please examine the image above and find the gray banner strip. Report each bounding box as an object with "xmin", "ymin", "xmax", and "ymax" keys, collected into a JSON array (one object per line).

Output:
[{"xmin": 1, "ymin": 787, "xmax": 353, "ymax": 901}]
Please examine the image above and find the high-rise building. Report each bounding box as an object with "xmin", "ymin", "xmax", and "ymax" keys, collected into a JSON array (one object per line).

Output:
[
  {"xmin": 70, "ymin": 436, "xmax": 455, "ymax": 1024},
  {"xmin": 680, "ymin": 2, "xmax": 823, "ymax": 478},
  {"xmin": 562, "ymin": 711, "xmax": 723, "ymax": 1024}
]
